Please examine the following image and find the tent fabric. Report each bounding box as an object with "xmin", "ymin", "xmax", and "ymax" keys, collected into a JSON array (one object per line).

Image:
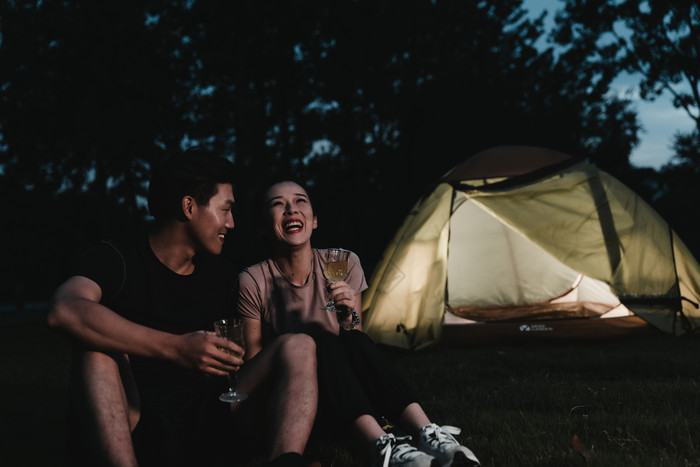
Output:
[
  {"xmin": 362, "ymin": 146, "xmax": 700, "ymax": 350},
  {"xmin": 362, "ymin": 182, "xmax": 452, "ymax": 350}
]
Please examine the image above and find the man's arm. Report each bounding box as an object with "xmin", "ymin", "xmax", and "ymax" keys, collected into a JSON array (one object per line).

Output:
[{"xmin": 48, "ymin": 275, "xmax": 243, "ymax": 375}]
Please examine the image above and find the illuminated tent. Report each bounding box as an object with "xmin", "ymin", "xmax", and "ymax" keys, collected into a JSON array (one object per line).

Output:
[{"xmin": 362, "ymin": 146, "xmax": 700, "ymax": 350}]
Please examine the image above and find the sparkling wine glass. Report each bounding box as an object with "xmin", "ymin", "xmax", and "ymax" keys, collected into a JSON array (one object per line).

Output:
[
  {"xmin": 321, "ymin": 248, "xmax": 350, "ymax": 312},
  {"xmin": 214, "ymin": 319, "xmax": 247, "ymax": 403}
]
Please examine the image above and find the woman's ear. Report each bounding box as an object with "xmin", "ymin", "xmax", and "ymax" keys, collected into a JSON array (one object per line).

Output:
[
  {"xmin": 182, "ymin": 196, "xmax": 195, "ymax": 220},
  {"xmin": 312, "ymin": 215, "xmax": 318, "ymax": 230}
]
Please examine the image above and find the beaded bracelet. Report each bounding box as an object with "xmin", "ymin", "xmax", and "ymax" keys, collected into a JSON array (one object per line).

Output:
[{"xmin": 340, "ymin": 308, "xmax": 361, "ymax": 330}]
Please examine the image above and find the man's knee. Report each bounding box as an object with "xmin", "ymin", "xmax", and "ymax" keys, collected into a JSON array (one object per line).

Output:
[
  {"xmin": 68, "ymin": 350, "xmax": 141, "ymax": 466},
  {"xmin": 71, "ymin": 349, "xmax": 140, "ymax": 428},
  {"xmin": 72, "ymin": 350, "xmax": 120, "ymax": 392},
  {"xmin": 75, "ymin": 350, "xmax": 131, "ymax": 391}
]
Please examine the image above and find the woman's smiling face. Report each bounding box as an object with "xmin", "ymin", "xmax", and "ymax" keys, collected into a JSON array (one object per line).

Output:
[{"xmin": 264, "ymin": 181, "xmax": 317, "ymax": 247}]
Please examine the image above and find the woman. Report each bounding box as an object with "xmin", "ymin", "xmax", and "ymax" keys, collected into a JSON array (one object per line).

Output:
[{"xmin": 237, "ymin": 180, "xmax": 480, "ymax": 467}]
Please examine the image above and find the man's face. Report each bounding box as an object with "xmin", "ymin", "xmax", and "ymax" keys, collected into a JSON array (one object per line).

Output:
[{"xmin": 189, "ymin": 183, "xmax": 235, "ymax": 255}]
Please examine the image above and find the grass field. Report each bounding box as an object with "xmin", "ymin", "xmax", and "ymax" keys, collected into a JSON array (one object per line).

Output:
[{"xmin": 3, "ymin": 318, "xmax": 700, "ymax": 466}]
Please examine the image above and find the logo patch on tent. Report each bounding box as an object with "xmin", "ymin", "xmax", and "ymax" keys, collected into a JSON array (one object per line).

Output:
[{"xmin": 519, "ymin": 323, "xmax": 553, "ymax": 332}]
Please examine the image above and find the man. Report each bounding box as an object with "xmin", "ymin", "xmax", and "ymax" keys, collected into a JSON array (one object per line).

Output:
[{"xmin": 48, "ymin": 149, "xmax": 317, "ymax": 467}]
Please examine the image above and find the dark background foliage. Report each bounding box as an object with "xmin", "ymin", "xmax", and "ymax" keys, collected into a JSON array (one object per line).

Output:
[{"xmin": 1, "ymin": 0, "xmax": 698, "ymax": 308}]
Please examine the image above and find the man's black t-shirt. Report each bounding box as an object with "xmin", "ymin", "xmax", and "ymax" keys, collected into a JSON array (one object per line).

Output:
[{"xmin": 73, "ymin": 236, "xmax": 238, "ymax": 465}]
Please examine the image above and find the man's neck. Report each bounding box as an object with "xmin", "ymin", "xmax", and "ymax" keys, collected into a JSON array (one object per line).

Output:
[{"xmin": 148, "ymin": 224, "xmax": 197, "ymax": 275}]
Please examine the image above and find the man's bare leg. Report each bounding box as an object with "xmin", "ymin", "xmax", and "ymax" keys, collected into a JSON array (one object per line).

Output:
[
  {"xmin": 72, "ymin": 350, "xmax": 140, "ymax": 467},
  {"xmin": 237, "ymin": 333, "xmax": 318, "ymax": 459}
]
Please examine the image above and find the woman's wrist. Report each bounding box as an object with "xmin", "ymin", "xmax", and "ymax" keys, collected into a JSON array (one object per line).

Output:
[{"xmin": 339, "ymin": 308, "xmax": 361, "ymax": 330}]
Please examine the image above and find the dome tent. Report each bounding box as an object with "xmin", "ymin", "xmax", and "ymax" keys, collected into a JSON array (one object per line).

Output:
[{"xmin": 362, "ymin": 146, "xmax": 700, "ymax": 350}]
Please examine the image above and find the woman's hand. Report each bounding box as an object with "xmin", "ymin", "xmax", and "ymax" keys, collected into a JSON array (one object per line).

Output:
[
  {"xmin": 329, "ymin": 282, "xmax": 362, "ymax": 330},
  {"xmin": 328, "ymin": 281, "xmax": 355, "ymax": 311}
]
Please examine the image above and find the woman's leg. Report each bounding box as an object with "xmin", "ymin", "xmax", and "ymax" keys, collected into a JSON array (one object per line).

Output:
[
  {"xmin": 337, "ymin": 330, "xmax": 421, "ymax": 424},
  {"xmin": 304, "ymin": 325, "xmax": 376, "ymax": 427},
  {"xmin": 236, "ymin": 333, "xmax": 318, "ymax": 460},
  {"xmin": 398, "ymin": 403, "xmax": 432, "ymax": 437}
]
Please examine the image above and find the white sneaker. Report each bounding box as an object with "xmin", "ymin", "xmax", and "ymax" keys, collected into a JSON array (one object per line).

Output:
[
  {"xmin": 417, "ymin": 424, "xmax": 480, "ymax": 467},
  {"xmin": 374, "ymin": 433, "xmax": 440, "ymax": 467}
]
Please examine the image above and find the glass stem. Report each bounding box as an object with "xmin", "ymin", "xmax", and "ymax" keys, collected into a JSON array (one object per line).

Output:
[
  {"xmin": 227, "ymin": 371, "xmax": 237, "ymax": 393},
  {"xmin": 328, "ymin": 280, "xmax": 336, "ymax": 310}
]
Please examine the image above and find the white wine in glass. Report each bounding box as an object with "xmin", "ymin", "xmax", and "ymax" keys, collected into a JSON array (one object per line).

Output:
[
  {"xmin": 321, "ymin": 248, "xmax": 350, "ymax": 312},
  {"xmin": 214, "ymin": 319, "xmax": 247, "ymax": 403}
]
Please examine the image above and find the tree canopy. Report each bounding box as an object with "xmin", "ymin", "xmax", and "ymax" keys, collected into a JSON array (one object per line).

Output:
[
  {"xmin": 553, "ymin": 0, "xmax": 700, "ymax": 258},
  {"xmin": 2, "ymin": 0, "xmax": 693, "ymax": 305}
]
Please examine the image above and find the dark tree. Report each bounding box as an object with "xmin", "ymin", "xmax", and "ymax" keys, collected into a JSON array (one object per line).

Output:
[
  {"xmin": 553, "ymin": 0, "xmax": 700, "ymax": 255},
  {"xmin": 0, "ymin": 1, "xmax": 196, "ymax": 300},
  {"xmin": 0, "ymin": 0, "xmax": 645, "ymax": 304}
]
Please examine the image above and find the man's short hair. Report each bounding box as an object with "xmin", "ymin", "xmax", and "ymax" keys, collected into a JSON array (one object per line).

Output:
[{"xmin": 147, "ymin": 147, "xmax": 236, "ymax": 222}]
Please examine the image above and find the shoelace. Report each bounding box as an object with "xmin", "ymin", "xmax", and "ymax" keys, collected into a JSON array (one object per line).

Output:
[
  {"xmin": 441, "ymin": 425, "xmax": 462, "ymax": 436},
  {"xmin": 423, "ymin": 425, "xmax": 480, "ymax": 466},
  {"xmin": 378, "ymin": 434, "xmax": 413, "ymax": 467},
  {"xmin": 425, "ymin": 424, "xmax": 462, "ymax": 448}
]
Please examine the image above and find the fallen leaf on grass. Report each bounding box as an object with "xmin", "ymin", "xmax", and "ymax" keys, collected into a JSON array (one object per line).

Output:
[
  {"xmin": 572, "ymin": 434, "xmax": 591, "ymax": 462},
  {"xmin": 569, "ymin": 404, "xmax": 596, "ymax": 415}
]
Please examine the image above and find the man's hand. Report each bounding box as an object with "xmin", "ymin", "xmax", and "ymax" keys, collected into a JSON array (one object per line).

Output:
[{"xmin": 173, "ymin": 331, "xmax": 245, "ymax": 376}]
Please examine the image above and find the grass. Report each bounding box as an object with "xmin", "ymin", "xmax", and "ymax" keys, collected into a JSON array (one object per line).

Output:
[
  {"xmin": 1, "ymin": 321, "xmax": 73, "ymax": 467},
  {"xmin": 396, "ymin": 337, "xmax": 700, "ymax": 467},
  {"xmin": 3, "ymin": 318, "xmax": 700, "ymax": 466}
]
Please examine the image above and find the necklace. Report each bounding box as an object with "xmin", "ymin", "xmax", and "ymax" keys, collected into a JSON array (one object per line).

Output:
[{"xmin": 274, "ymin": 255, "xmax": 314, "ymax": 286}]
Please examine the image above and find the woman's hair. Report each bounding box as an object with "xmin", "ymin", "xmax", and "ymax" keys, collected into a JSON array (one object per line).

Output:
[{"xmin": 147, "ymin": 147, "xmax": 236, "ymax": 222}]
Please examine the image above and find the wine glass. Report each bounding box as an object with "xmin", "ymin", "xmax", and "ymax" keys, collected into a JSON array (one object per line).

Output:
[
  {"xmin": 213, "ymin": 319, "xmax": 247, "ymax": 403},
  {"xmin": 321, "ymin": 248, "xmax": 350, "ymax": 312}
]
